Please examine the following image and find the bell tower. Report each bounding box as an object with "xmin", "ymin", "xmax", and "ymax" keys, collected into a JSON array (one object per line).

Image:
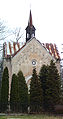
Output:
[{"xmin": 25, "ymin": 10, "xmax": 36, "ymax": 42}]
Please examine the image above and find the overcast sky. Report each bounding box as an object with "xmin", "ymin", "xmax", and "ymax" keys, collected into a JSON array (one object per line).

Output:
[{"xmin": 0, "ymin": 0, "xmax": 63, "ymax": 55}]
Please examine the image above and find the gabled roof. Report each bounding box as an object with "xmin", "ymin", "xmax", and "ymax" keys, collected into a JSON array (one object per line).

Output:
[
  {"xmin": 3, "ymin": 38, "xmax": 60, "ymax": 60},
  {"xmin": 42, "ymin": 43, "xmax": 60, "ymax": 60}
]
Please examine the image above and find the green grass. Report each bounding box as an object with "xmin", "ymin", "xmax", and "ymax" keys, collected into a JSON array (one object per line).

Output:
[{"xmin": 0, "ymin": 114, "xmax": 63, "ymax": 119}]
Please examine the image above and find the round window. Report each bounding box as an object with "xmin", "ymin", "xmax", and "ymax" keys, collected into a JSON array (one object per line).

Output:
[{"xmin": 32, "ymin": 60, "xmax": 36, "ymax": 66}]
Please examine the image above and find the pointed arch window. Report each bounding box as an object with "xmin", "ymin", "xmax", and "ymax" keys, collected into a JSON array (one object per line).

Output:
[
  {"xmin": 31, "ymin": 34, "xmax": 34, "ymax": 38},
  {"xmin": 27, "ymin": 33, "xmax": 30, "ymax": 38}
]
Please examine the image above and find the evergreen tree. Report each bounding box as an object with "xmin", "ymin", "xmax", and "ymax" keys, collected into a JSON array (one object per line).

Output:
[
  {"xmin": 39, "ymin": 64, "xmax": 49, "ymax": 110},
  {"xmin": 30, "ymin": 68, "xmax": 43, "ymax": 113},
  {"xmin": 10, "ymin": 74, "xmax": 19, "ymax": 112},
  {"xmin": 17, "ymin": 71, "xmax": 28, "ymax": 113},
  {"xmin": 0, "ymin": 80, "xmax": 1, "ymax": 112},
  {"xmin": 45, "ymin": 60, "xmax": 61, "ymax": 111},
  {"xmin": 1, "ymin": 67, "xmax": 9, "ymax": 112},
  {"xmin": 39, "ymin": 61, "xmax": 61, "ymax": 111}
]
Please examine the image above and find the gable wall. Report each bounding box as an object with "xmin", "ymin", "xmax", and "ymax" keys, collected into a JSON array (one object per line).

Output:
[{"xmin": 11, "ymin": 38, "xmax": 59, "ymax": 78}]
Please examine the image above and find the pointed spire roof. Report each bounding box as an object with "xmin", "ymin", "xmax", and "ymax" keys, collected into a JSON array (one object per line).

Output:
[
  {"xmin": 25, "ymin": 9, "xmax": 36, "ymax": 42},
  {"xmin": 28, "ymin": 10, "xmax": 33, "ymax": 27}
]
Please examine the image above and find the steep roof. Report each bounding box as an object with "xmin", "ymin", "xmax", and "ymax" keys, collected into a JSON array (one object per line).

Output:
[
  {"xmin": 28, "ymin": 10, "xmax": 33, "ymax": 27},
  {"xmin": 3, "ymin": 38, "xmax": 60, "ymax": 60},
  {"xmin": 42, "ymin": 43, "xmax": 60, "ymax": 60}
]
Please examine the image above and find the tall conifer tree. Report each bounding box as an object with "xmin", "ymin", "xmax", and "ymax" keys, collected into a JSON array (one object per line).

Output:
[
  {"xmin": 39, "ymin": 60, "xmax": 61, "ymax": 111},
  {"xmin": 1, "ymin": 67, "xmax": 9, "ymax": 112},
  {"xmin": 10, "ymin": 74, "xmax": 19, "ymax": 112},
  {"xmin": 30, "ymin": 68, "xmax": 43, "ymax": 113},
  {"xmin": 45, "ymin": 60, "xmax": 61, "ymax": 111},
  {"xmin": 17, "ymin": 71, "xmax": 28, "ymax": 113},
  {"xmin": 39, "ymin": 65, "xmax": 49, "ymax": 110}
]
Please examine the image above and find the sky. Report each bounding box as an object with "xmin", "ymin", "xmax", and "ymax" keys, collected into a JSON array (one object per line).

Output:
[{"xmin": 0, "ymin": 0, "xmax": 63, "ymax": 56}]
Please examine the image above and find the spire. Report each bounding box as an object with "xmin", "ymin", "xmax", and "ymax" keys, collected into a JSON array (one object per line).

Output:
[
  {"xmin": 25, "ymin": 10, "xmax": 36, "ymax": 42},
  {"xmin": 28, "ymin": 10, "xmax": 33, "ymax": 27}
]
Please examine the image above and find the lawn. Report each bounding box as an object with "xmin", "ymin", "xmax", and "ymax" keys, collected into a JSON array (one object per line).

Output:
[{"xmin": 0, "ymin": 114, "xmax": 63, "ymax": 119}]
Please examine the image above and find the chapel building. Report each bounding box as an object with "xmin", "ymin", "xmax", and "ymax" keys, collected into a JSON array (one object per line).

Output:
[{"xmin": 3, "ymin": 10, "xmax": 60, "ymax": 92}]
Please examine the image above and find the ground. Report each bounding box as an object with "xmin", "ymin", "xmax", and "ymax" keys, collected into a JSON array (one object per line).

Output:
[{"xmin": 0, "ymin": 114, "xmax": 63, "ymax": 119}]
